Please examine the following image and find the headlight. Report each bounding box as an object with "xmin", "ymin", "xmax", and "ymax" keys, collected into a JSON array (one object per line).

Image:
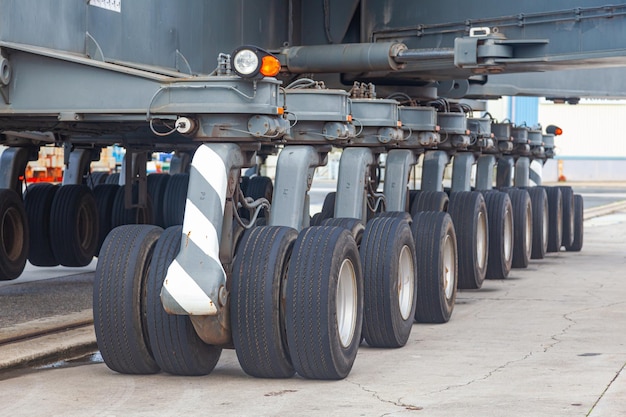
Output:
[
  {"xmin": 233, "ymin": 49, "xmax": 259, "ymax": 76},
  {"xmin": 231, "ymin": 46, "xmax": 281, "ymax": 79}
]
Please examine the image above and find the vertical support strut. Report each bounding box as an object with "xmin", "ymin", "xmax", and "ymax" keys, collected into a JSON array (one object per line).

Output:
[
  {"xmin": 529, "ymin": 160, "xmax": 543, "ymax": 186},
  {"xmin": 0, "ymin": 147, "xmax": 35, "ymax": 195},
  {"xmin": 496, "ymin": 156, "xmax": 514, "ymax": 188},
  {"xmin": 475, "ymin": 154, "xmax": 496, "ymax": 191},
  {"xmin": 161, "ymin": 143, "xmax": 245, "ymax": 317},
  {"xmin": 62, "ymin": 148, "xmax": 93, "ymax": 186},
  {"xmin": 269, "ymin": 145, "xmax": 325, "ymax": 231},
  {"xmin": 335, "ymin": 147, "xmax": 375, "ymax": 221},
  {"xmin": 122, "ymin": 151, "xmax": 148, "ymax": 209},
  {"xmin": 451, "ymin": 152, "xmax": 476, "ymax": 193},
  {"xmin": 383, "ymin": 149, "xmax": 417, "ymax": 212},
  {"xmin": 169, "ymin": 152, "xmax": 192, "ymax": 174},
  {"xmin": 421, "ymin": 150, "xmax": 449, "ymax": 192},
  {"xmin": 514, "ymin": 157, "xmax": 530, "ymax": 188}
]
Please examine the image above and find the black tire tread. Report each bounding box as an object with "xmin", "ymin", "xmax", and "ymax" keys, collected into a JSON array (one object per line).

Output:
[
  {"xmin": 285, "ymin": 226, "xmax": 363, "ymax": 380},
  {"xmin": 448, "ymin": 192, "xmax": 488, "ymax": 290},
  {"xmin": 93, "ymin": 224, "xmax": 163, "ymax": 374},
  {"xmin": 361, "ymin": 216, "xmax": 416, "ymax": 348},
  {"xmin": 146, "ymin": 225, "xmax": 222, "ymax": 376},
  {"xmin": 24, "ymin": 183, "xmax": 59, "ymax": 266},
  {"xmin": 0, "ymin": 189, "xmax": 29, "ymax": 280},
  {"xmin": 412, "ymin": 212, "xmax": 457, "ymax": 323},
  {"xmin": 231, "ymin": 226, "xmax": 297, "ymax": 378}
]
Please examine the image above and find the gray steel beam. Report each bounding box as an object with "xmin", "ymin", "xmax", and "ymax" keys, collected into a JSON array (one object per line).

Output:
[
  {"xmin": 335, "ymin": 148, "xmax": 374, "ymax": 221},
  {"xmin": 0, "ymin": 146, "xmax": 34, "ymax": 194},
  {"xmin": 269, "ymin": 145, "xmax": 326, "ymax": 231},
  {"xmin": 383, "ymin": 149, "xmax": 417, "ymax": 212},
  {"xmin": 451, "ymin": 152, "xmax": 476, "ymax": 193},
  {"xmin": 514, "ymin": 157, "xmax": 531, "ymax": 188},
  {"xmin": 421, "ymin": 150, "xmax": 450, "ymax": 192},
  {"xmin": 0, "ymin": 43, "xmax": 285, "ymax": 142},
  {"xmin": 496, "ymin": 156, "xmax": 515, "ymax": 188},
  {"xmin": 475, "ymin": 154, "xmax": 496, "ymax": 191},
  {"xmin": 62, "ymin": 148, "xmax": 92, "ymax": 186}
]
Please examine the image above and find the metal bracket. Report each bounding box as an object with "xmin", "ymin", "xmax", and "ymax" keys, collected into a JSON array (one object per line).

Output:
[
  {"xmin": 85, "ymin": 32, "xmax": 105, "ymax": 62},
  {"xmin": 455, "ymin": 35, "xmax": 548, "ymax": 71},
  {"xmin": 175, "ymin": 50, "xmax": 193, "ymax": 75},
  {"xmin": 123, "ymin": 151, "xmax": 148, "ymax": 209}
]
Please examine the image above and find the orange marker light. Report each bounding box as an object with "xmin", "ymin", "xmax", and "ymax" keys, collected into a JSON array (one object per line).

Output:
[
  {"xmin": 546, "ymin": 124, "xmax": 563, "ymax": 136},
  {"xmin": 260, "ymin": 55, "xmax": 281, "ymax": 77}
]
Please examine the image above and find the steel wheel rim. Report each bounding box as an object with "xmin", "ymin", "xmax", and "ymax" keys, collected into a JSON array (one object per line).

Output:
[
  {"xmin": 336, "ymin": 258, "xmax": 357, "ymax": 348},
  {"xmin": 476, "ymin": 210, "xmax": 487, "ymax": 270},
  {"xmin": 443, "ymin": 233, "xmax": 456, "ymax": 299},
  {"xmin": 77, "ymin": 203, "xmax": 94, "ymax": 250},
  {"xmin": 569, "ymin": 199, "xmax": 575, "ymax": 234},
  {"xmin": 397, "ymin": 245, "xmax": 414, "ymax": 321},
  {"xmin": 524, "ymin": 202, "xmax": 532, "ymax": 258},
  {"xmin": 542, "ymin": 200, "xmax": 549, "ymax": 248},
  {"xmin": 504, "ymin": 206, "xmax": 513, "ymax": 262},
  {"xmin": 1, "ymin": 207, "xmax": 24, "ymax": 261}
]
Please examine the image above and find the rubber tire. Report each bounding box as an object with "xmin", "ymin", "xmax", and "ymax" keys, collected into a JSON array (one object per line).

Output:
[
  {"xmin": 410, "ymin": 191, "xmax": 449, "ymax": 216},
  {"xmin": 93, "ymin": 184, "xmax": 120, "ymax": 255},
  {"xmin": 146, "ymin": 225, "xmax": 222, "ymax": 375},
  {"xmin": 412, "ymin": 212, "xmax": 458, "ymax": 323},
  {"xmin": 506, "ymin": 188, "xmax": 532, "ymax": 269},
  {"xmin": 408, "ymin": 190, "xmax": 421, "ymax": 213},
  {"xmin": 93, "ymin": 225, "xmax": 162, "ymax": 374},
  {"xmin": 245, "ymin": 176, "xmax": 273, "ymax": 218},
  {"xmin": 361, "ymin": 216, "xmax": 417, "ymax": 348},
  {"xmin": 240, "ymin": 176, "xmax": 250, "ymax": 196},
  {"xmin": 162, "ymin": 173, "xmax": 189, "ymax": 228},
  {"xmin": 528, "ymin": 187, "xmax": 549, "ymax": 260},
  {"xmin": 105, "ymin": 172, "xmax": 121, "ymax": 185},
  {"xmin": 24, "ymin": 183, "xmax": 59, "ymax": 267},
  {"xmin": 285, "ymin": 226, "xmax": 363, "ymax": 380},
  {"xmin": 311, "ymin": 192, "xmax": 336, "ymax": 226},
  {"xmin": 231, "ymin": 226, "xmax": 297, "ymax": 378},
  {"xmin": 87, "ymin": 171, "xmax": 109, "ymax": 189},
  {"xmin": 483, "ymin": 191, "xmax": 514, "ymax": 280},
  {"xmin": 565, "ymin": 194, "xmax": 584, "ymax": 252},
  {"xmin": 448, "ymin": 191, "xmax": 488, "ymax": 290},
  {"xmin": 559, "ymin": 186, "xmax": 575, "ymax": 248},
  {"xmin": 147, "ymin": 173, "xmax": 171, "ymax": 228},
  {"xmin": 0, "ymin": 189, "xmax": 29, "ymax": 281},
  {"xmin": 50, "ymin": 185, "xmax": 99, "ymax": 267},
  {"xmin": 111, "ymin": 185, "xmax": 154, "ymax": 228},
  {"xmin": 544, "ymin": 186, "xmax": 563, "ymax": 253},
  {"xmin": 321, "ymin": 217, "xmax": 365, "ymax": 247}
]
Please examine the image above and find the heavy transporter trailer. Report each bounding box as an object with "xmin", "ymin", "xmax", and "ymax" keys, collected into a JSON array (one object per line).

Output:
[{"xmin": 0, "ymin": 0, "xmax": 620, "ymax": 379}]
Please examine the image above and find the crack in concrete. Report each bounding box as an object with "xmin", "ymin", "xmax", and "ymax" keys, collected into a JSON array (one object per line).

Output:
[
  {"xmin": 543, "ymin": 312, "xmax": 577, "ymax": 353},
  {"xmin": 424, "ymin": 351, "xmax": 536, "ymax": 396},
  {"xmin": 346, "ymin": 379, "xmax": 423, "ymax": 413},
  {"xmin": 543, "ymin": 302, "xmax": 626, "ymax": 353},
  {"xmin": 587, "ymin": 361, "xmax": 626, "ymax": 417}
]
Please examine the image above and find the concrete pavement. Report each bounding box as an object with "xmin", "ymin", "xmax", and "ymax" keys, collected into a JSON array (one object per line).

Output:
[{"xmin": 1, "ymin": 211, "xmax": 626, "ymax": 416}]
